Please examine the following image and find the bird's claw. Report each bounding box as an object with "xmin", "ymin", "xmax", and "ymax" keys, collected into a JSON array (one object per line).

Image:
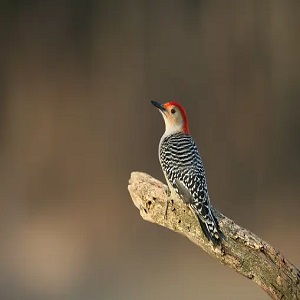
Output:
[
  {"xmin": 164, "ymin": 200, "xmax": 169, "ymax": 220},
  {"xmin": 163, "ymin": 186, "xmax": 172, "ymax": 220},
  {"xmin": 164, "ymin": 186, "xmax": 171, "ymax": 197}
]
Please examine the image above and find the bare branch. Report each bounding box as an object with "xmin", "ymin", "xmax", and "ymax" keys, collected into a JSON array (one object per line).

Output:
[{"xmin": 128, "ymin": 172, "xmax": 300, "ymax": 300}]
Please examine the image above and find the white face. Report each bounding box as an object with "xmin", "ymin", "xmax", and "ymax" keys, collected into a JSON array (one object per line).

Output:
[
  {"xmin": 160, "ymin": 105, "xmax": 184, "ymax": 134},
  {"xmin": 151, "ymin": 100, "xmax": 189, "ymax": 135}
]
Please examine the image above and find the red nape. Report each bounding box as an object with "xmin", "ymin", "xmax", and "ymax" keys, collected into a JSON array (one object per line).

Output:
[{"xmin": 164, "ymin": 101, "xmax": 190, "ymax": 134}]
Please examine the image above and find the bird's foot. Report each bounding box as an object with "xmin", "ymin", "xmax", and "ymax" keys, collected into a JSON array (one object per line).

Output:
[
  {"xmin": 164, "ymin": 186, "xmax": 171, "ymax": 197},
  {"xmin": 163, "ymin": 186, "xmax": 172, "ymax": 220},
  {"xmin": 163, "ymin": 200, "xmax": 170, "ymax": 220}
]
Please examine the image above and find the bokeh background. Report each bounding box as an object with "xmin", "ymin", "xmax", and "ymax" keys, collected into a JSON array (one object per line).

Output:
[{"xmin": 0, "ymin": 1, "xmax": 299, "ymax": 299}]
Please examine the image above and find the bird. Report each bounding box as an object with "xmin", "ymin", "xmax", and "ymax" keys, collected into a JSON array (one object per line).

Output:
[{"xmin": 151, "ymin": 100, "xmax": 223, "ymax": 246}]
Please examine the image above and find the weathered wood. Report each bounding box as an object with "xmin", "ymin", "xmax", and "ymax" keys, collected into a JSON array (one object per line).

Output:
[{"xmin": 128, "ymin": 172, "xmax": 300, "ymax": 300}]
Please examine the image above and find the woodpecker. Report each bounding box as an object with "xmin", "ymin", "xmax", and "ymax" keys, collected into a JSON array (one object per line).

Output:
[{"xmin": 151, "ymin": 100, "xmax": 222, "ymax": 246}]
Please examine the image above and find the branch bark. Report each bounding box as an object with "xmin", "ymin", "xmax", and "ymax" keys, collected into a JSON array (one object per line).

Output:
[{"xmin": 128, "ymin": 172, "xmax": 300, "ymax": 300}]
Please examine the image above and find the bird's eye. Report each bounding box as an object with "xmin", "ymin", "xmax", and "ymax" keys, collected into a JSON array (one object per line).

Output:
[{"xmin": 171, "ymin": 108, "xmax": 176, "ymax": 114}]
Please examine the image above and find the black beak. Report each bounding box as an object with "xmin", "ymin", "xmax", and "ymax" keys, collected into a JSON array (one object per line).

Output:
[{"xmin": 150, "ymin": 100, "xmax": 166, "ymax": 112}]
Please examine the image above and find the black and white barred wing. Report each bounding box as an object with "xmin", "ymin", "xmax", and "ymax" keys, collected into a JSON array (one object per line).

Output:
[{"xmin": 174, "ymin": 168, "xmax": 221, "ymax": 246}]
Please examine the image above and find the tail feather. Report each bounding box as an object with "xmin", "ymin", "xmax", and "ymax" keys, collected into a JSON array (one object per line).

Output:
[{"xmin": 195, "ymin": 211, "xmax": 223, "ymax": 247}]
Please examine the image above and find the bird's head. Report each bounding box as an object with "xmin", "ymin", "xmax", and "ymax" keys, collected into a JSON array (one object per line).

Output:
[{"xmin": 151, "ymin": 100, "xmax": 189, "ymax": 135}]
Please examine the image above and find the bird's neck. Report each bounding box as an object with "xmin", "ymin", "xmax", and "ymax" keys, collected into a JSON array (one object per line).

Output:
[
  {"xmin": 164, "ymin": 124, "xmax": 185, "ymax": 136},
  {"xmin": 164, "ymin": 119, "xmax": 189, "ymax": 134},
  {"xmin": 162, "ymin": 129, "xmax": 190, "ymax": 143}
]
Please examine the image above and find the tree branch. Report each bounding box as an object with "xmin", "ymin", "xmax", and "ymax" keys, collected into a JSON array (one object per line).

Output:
[{"xmin": 128, "ymin": 172, "xmax": 300, "ymax": 300}]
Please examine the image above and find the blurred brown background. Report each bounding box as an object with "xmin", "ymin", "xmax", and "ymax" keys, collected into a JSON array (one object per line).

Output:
[{"xmin": 0, "ymin": 1, "xmax": 299, "ymax": 299}]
